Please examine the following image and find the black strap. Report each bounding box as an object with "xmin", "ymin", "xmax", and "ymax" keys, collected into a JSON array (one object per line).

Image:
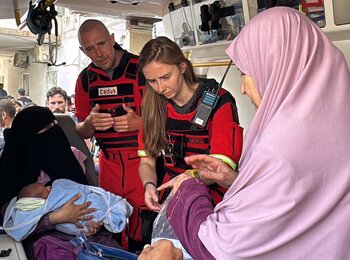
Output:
[
  {"xmin": 81, "ymin": 59, "xmax": 139, "ymax": 93},
  {"xmin": 198, "ymin": 77, "xmax": 219, "ymax": 92},
  {"xmin": 81, "ymin": 67, "xmax": 89, "ymax": 93},
  {"xmin": 125, "ymin": 61, "xmax": 139, "ymax": 80}
]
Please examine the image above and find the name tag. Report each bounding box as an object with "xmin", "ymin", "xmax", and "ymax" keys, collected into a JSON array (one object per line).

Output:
[
  {"xmin": 98, "ymin": 86, "xmax": 118, "ymax": 96},
  {"xmin": 189, "ymin": 137, "xmax": 205, "ymax": 144}
]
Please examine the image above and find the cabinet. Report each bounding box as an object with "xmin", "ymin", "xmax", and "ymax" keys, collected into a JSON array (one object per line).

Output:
[
  {"xmin": 162, "ymin": 0, "xmax": 350, "ymax": 61},
  {"xmin": 165, "ymin": 0, "xmax": 244, "ymax": 50},
  {"xmin": 245, "ymin": 1, "xmax": 350, "ymax": 41}
]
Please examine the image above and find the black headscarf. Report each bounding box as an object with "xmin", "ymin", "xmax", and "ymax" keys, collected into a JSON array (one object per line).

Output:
[{"xmin": 0, "ymin": 106, "xmax": 87, "ymax": 209}]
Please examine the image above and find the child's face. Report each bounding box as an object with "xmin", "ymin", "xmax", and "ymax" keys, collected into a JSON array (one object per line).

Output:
[{"xmin": 32, "ymin": 183, "xmax": 51, "ymax": 199}]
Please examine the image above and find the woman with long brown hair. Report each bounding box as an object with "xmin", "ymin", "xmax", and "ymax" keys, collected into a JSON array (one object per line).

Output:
[{"xmin": 138, "ymin": 36, "xmax": 243, "ymax": 212}]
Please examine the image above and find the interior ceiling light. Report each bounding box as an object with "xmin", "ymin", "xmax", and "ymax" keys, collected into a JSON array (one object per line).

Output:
[{"xmin": 108, "ymin": 0, "xmax": 147, "ymax": 6}]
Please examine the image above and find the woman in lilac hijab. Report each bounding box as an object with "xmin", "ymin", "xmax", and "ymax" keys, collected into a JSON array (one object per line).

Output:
[{"xmin": 154, "ymin": 6, "xmax": 350, "ymax": 260}]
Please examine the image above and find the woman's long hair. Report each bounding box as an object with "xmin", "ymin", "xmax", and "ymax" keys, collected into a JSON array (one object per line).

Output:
[{"xmin": 139, "ymin": 36, "xmax": 198, "ymax": 157}]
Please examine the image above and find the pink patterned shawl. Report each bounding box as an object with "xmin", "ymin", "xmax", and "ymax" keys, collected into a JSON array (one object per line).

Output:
[{"xmin": 199, "ymin": 7, "xmax": 350, "ymax": 259}]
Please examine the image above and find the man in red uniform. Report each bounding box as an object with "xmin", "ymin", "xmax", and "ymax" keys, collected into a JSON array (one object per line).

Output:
[{"xmin": 74, "ymin": 19, "xmax": 146, "ymax": 252}]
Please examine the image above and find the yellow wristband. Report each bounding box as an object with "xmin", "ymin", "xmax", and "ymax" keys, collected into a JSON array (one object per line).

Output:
[{"xmin": 185, "ymin": 169, "xmax": 201, "ymax": 179}]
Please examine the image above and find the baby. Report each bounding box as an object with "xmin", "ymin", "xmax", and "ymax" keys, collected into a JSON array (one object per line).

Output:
[{"xmin": 3, "ymin": 179, "xmax": 133, "ymax": 241}]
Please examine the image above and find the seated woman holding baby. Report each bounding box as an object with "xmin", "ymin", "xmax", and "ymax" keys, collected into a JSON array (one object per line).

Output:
[{"xmin": 0, "ymin": 106, "xmax": 122, "ymax": 260}]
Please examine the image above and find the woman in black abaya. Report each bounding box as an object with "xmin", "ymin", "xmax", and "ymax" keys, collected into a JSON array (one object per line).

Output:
[
  {"xmin": 0, "ymin": 106, "xmax": 87, "ymax": 209},
  {"xmin": 0, "ymin": 106, "xmax": 120, "ymax": 260}
]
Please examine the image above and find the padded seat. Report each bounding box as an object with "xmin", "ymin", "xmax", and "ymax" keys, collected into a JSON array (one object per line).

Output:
[{"xmin": 54, "ymin": 113, "xmax": 98, "ymax": 186}]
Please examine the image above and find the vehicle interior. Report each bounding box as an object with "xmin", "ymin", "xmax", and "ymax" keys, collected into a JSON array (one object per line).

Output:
[
  {"xmin": 1, "ymin": 1, "xmax": 349, "ymax": 129},
  {"xmin": 1, "ymin": 0, "xmax": 350, "ymax": 259}
]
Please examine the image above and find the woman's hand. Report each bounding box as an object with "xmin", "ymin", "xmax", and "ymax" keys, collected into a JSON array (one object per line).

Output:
[
  {"xmin": 157, "ymin": 173, "xmax": 193, "ymax": 194},
  {"xmin": 185, "ymin": 154, "xmax": 238, "ymax": 188},
  {"xmin": 84, "ymin": 220, "xmax": 103, "ymax": 237},
  {"xmin": 48, "ymin": 193, "xmax": 95, "ymax": 228},
  {"xmin": 144, "ymin": 184, "xmax": 161, "ymax": 212}
]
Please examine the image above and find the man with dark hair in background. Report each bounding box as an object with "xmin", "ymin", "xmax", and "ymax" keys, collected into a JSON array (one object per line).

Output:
[
  {"xmin": 69, "ymin": 94, "xmax": 76, "ymax": 113},
  {"xmin": 17, "ymin": 88, "xmax": 32, "ymax": 106},
  {"xmin": 0, "ymin": 83, "xmax": 8, "ymax": 97},
  {"xmin": 0, "ymin": 99, "xmax": 16, "ymax": 152},
  {"xmin": 67, "ymin": 96, "xmax": 72, "ymax": 111},
  {"xmin": 46, "ymin": 87, "xmax": 68, "ymax": 114}
]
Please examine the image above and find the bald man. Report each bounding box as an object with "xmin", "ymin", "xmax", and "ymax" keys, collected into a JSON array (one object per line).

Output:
[{"xmin": 74, "ymin": 19, "xmax": 147, "ymax": 252}]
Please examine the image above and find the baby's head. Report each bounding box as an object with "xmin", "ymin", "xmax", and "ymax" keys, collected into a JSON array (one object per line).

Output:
[
  {"xmin": 15, "ymin": 183, "xmax": 51, "ymax": 211},
  {"xmin": 18, "ymin": 183, "xmax": 51, "ymax": 199}
]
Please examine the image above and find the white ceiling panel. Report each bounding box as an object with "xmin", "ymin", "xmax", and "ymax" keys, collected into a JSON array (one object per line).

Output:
[
  {"xmin": 0, "ymin": 0, "xmax": 165, "ymax": 55},
  {"xmin": 56, "ymin": 0, "xmax": 164, "ymax": 19}
]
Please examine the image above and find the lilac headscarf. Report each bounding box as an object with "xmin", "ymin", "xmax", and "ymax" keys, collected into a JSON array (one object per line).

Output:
[{"xmin": 199, "ymin": 7, "xmax": 350, "ymax": 259}]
